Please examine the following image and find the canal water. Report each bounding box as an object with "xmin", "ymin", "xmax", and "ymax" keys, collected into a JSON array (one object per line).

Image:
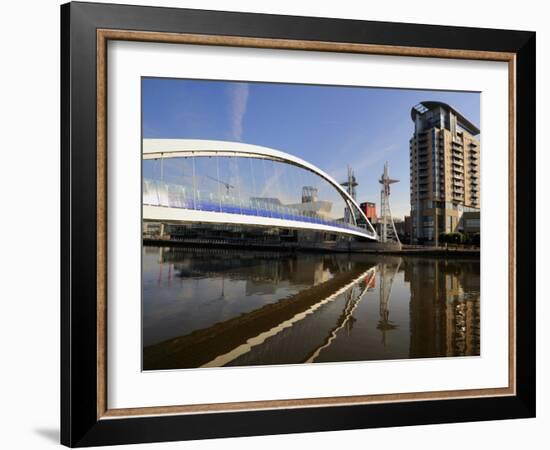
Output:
[{"xmin": 142, "ymin": 246, "xmax": 480, "ymax": 371}]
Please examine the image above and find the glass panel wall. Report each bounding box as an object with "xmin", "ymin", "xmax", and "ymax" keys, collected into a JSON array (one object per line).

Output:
[{"xmin": 143, "ymin": 155, "xmax": 371, "ymax": 234}]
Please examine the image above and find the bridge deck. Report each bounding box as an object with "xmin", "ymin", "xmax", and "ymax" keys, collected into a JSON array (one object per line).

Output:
[{"xmin": 143, "ymin": 204, "xmax": 377, "ymax": 240}]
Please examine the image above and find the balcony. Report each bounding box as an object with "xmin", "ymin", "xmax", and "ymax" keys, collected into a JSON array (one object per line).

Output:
[
  {"xmin": 418, "ymin": 133, "xmax": 429, "ymax": 142},
  {"xmin": 451, "ymin": 149, "xmax": 463, "ymax": 158}
]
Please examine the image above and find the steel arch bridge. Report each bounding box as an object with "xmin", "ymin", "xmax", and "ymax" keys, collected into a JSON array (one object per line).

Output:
[{"xmin": 143, "ymin": 139, "xmax": 379, "ymax": 241}]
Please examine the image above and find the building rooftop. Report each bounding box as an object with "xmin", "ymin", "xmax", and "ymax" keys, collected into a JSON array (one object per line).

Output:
[{"xmin": 410, "ymin": 101, "xmax": 480, "ymax": 136}]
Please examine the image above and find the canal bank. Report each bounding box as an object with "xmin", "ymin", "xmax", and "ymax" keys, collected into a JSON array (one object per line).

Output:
[{"xmin": 143, "ymin": 237, "xmax": 479, "ymax": 257}]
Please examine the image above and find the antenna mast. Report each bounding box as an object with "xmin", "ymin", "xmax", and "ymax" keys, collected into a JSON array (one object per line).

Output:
[{"xmin": 379, "ymin": 162, "xmax": 402, "ymax": 247}]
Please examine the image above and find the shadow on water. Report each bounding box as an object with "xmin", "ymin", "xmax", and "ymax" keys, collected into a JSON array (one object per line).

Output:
[{"xmin": 142, "ymin": 246, "xmax": 480, "ymax": 370}]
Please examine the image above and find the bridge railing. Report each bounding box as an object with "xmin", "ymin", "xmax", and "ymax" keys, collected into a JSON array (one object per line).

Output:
[{"xmin": 143, "ymin": 179, "xmax": 373, "ymax": 236}]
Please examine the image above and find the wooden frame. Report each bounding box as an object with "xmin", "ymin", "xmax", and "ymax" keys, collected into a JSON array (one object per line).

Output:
[{"xmin": 61, "ymin": 1, "xmax": 535, "ymax": 446}]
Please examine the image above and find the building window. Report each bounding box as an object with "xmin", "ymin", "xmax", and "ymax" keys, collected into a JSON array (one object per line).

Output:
[{"xmin": 422, "ymin": 216, "xmax": 434, "ymax": 227}]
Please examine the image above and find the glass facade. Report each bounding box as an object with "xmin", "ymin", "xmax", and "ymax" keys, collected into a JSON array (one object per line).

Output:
[{"xmin": 143, "ymin": 155, "xmax": 371, "ymax": 235}]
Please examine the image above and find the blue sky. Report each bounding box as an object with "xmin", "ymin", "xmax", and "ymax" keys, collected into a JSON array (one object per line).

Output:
[{"xmin": 143, "ymin": 78, "xmax": 479, "ymax": 218}]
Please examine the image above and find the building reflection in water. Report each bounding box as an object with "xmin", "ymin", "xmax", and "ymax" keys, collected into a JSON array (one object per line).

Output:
[
  {"xmin": 405, "ymin": 257, "xmax": 480, "ymax": 358},
  {"xmin": 143, "ymin": 246, "xmax": 480, "ymax": 370}
]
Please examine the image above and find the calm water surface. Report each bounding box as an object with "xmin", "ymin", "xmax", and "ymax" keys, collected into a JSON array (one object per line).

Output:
[{"xmin": 143, "ymin": 246, "xmax": 480, "ymax": 370}]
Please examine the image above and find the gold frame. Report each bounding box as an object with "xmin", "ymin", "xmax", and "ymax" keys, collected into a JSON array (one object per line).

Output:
[{"xmin": 96, "ymin": 29, "xmax": 516, "ymax": 420}]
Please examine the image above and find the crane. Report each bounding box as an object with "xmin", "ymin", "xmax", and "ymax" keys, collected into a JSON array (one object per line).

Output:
[{"xmin": 205, "ymin": 174, "xmax": 234, "ymax": 194}]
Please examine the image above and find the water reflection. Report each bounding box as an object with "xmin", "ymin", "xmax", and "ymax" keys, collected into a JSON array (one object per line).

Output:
[{"xmin": 142, "ymin": 246, "xmax": 480, "ymax": 370}]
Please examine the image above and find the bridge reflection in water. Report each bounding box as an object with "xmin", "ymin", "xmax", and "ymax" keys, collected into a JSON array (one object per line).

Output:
[{"xmin": 143, "ymin": 247, "xmax": 480, "ymax": 370}]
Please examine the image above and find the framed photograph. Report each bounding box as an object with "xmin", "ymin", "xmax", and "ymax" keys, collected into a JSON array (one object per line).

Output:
[{"xmin": 61, "ymin": 1, "xmax": 536, "ymax": 447}]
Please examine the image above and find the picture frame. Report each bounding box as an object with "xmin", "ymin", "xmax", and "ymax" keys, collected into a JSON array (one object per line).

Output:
[{"xmin": 61, "ymin": 1, "xmax": 536, "ymax": 447}]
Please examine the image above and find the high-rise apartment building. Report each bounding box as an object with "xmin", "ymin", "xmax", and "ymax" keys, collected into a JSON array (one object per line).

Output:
[{"xmin": 410, "ymin": 101, "xmax": 480, "ymax": 242}]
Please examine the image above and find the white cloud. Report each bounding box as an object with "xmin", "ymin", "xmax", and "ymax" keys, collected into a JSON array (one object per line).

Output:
[{"xmin": 228, "ymin": 83, "xmax": 249, "ymax": 141}]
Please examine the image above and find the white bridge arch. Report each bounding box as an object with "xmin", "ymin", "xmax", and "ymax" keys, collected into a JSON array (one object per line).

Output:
[{"xmin": 143, "ymin": 139, "xmax": 378, "ymax": 241}]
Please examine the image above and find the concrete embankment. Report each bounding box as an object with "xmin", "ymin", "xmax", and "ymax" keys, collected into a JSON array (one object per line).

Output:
[
  {"xmin": 376, "ymin": 245, "xmax": 479, "ymax": 257},
  {"xmin": 143, "ymin": 238, "xmax": 479, "ymax": 257}
]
